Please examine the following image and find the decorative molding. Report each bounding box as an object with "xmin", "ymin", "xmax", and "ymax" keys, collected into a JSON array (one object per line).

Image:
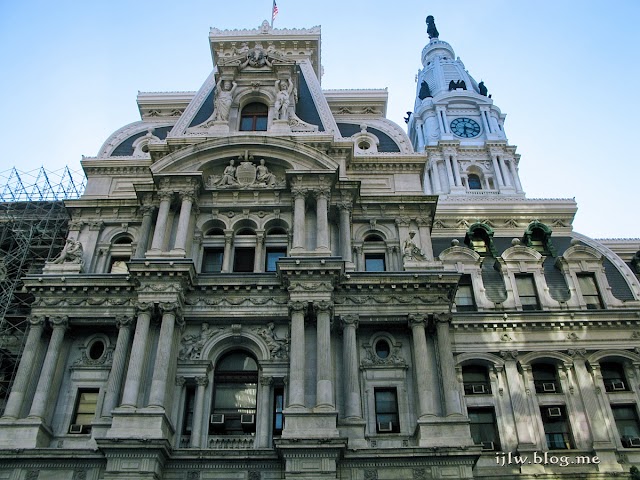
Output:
[
  {"xmin": 179, "ymin": 324, "xmax": 223, "ymax": 360},
  {"xmin": 254, "ymin": 323, "xmax": 289, "ymax": 360}
]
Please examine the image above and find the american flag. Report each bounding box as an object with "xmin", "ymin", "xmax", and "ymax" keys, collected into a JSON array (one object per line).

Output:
[{"xmin": 272, "ymin": 1, "xmax": 279, "ymax": 22}]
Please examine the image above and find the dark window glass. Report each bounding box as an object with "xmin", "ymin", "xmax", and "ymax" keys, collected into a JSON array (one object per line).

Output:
[
  {"xmin": 240, "ymin": 103, "xmax": 268, "ymax": 131},
  {"xmin": 182, "ymin": 386, "xmax": 196, "ymax": 435},
  {"xmin": 462, "ymin": 365, "xmax": 491, "ymax": 395},
  {"xmin": 88, "ymin": 340, "xmax": 105, "ymax": 361},
  {"xmin": 541, "ymin": 406, "xmax": 573, "ymax": 450},
  {"xmin": 577, "ymin": 274, "xmax": 603, "ymax": 309},
  {"xmin": 273, "ymin": 387, "xmax": 284, "ymax": 435},
  {"xmin": 202, "ymin": 248, "xmax": 224, "ymax": 273},
  {"xmin": 532, "ymin": 363, "xmax": 562, "ymax": 394},
  {"xmin": 612, "ymin": 405, "xmax": 640, "ymax": 447},
  {"xmin": 455, "ymin": 274, "xmax": 476, "ymax": 312},
  {"xmin": 468, "ymin": 407, "xmax": 500, "ymax": 450},
  {"xmin": 69, "ymin": 389, "xmax": 99, "ymax": 434},
  {"xmin": 266, "ymin": 247, "xmax": 287, "ymax": 272},
  {"xmin": 468, "ymin": 174, "xmax": 482, "ymax": 190},
  {"xmin": 374, "ymin": 388, "xmax": 400, "ymax": 433},
  {"xmin": 233, "ymin": 247, "xmax": 255, "ymax": 273},
  {"xmin": 365, "ymin": 253, "xmax": 385, "ymax": 272},
  {"xmin": 515, "ymin": 274, "xmax": 540, "ymax": 310},
  {"xmin": 375, "ymin": 339, "xmax": 391, "ymax": 359},
  {"xmin": 601, "ymin": 362, "xmax": 628, "ymax": 392}
]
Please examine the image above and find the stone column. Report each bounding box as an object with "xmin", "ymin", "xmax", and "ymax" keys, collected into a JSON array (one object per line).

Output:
[
  {"xmin": 500, "ymin": 351, "xmax": 536, "ymax": 447},
  {"xmin": 499, "ymin": 157, "xmax": 512, "ymax": 187},
  {"xmin": 338, "ymin": 202, "xmax": 353, "ymax": 263},
  {"xmin": 408, "ymin": 314, "xmax": 434, "ymax": 417},
  {"xmin": 173, "ymin": 376, "xmax": 187, "ymax": 448},
  {"xmin": 257, "ymin": 376, "xmax": 273, "ymax": 448},
  {"xmin": 173, "ymin": 189, "xmax": 196, "ymax": 254},
  {"xmin": 135, "ymin": 204, "xmax": 156, "ymax": 258},
  {"xmin": 444, "ymin": 155, "xmax": 456, "ymax": 189},
  {"xmin": 386, "ymin": 246, "xmax": 396, "ymax": 271},
  {"xmin": 341, "ymin": 315, "xmax": 362, "ymax": 419},
  {"xmin": 431, "ymin": 161, "xmax": 442, "ymax": 193},
  {"xmin": 480, "ymin": 107, "xmax": 492, "ymax": 134},
  {"xmin": 451, "ymin": 153, "xmax": 462, "ymax": 186},
  {"xmin": 120, "ymin": 302, "xmax": 153, "ymax": 408},
  {"xmin": 28, "ymin": 316, "xmax": 68, "ymax": 419},
  {"xmin": 424, "ymin": 169, "xmax": 433, "ymax": 195},
  {"xmin": 222, "ymin": 229, "xmax": 234, "ymax": 273},
  {"xmin": 287, "ymin": 301, "xmax": 307, "ymax": 408},
  {"xmin": 101, "ymin": 315, "xmax": 134, "ymax": 417},
  {"xmin": 435, "ymin": 313, "xmax": 463, "ymax": 416},
  {"xmin": 508, "ymin": 159, "xmax": 523, "ymax": 193},
  {"xmin": 416, "ymin": 218, "xmax": 434, "ymax": 261},
  {"xmin": 291, "ymin": 187, "xmax": 307, "ymax": 253},
  {"xmin": 354, "ymin": 246, "xmax": 363, "ymax": 271},
  {"xmin": 148, "ymin": 302, "xmax": 183, "ymax": 409},
  {"xmin": 190, "ymin": 376, "xmax": 208, "ymax": 448},
  {"xmin": 254, "ymin": 230, "xmax": 265, "ymax": 273},
  {"xmin": 149, "ymin": 190, "xmax": 173, "ymax": 253},
  {"xmin": 315, "ymin": 301, "xmax": 334, "ymax": 409},
  {"xmin": 2, "ymin": 316, "xmax": 45, "ymax": 419},
  {"xmin": 490, "ymin": 153, "xmax": 505, "ymax": 188},
  {"xmin": 315, "ymin": 188, "xmax": 331, "ymax": 252}
]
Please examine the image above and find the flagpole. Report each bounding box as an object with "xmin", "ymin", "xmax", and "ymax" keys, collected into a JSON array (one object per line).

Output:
[{"xmin": 271, "ymin": 0, "xmax": 275, "ymax": 28}]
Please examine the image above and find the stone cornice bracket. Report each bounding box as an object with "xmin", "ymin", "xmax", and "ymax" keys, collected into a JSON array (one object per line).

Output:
[
  {"xmin": 50, "ymin": 315, "xmax": 69, "ymax": 330},
  {"xmin": 287, "ymin": 301, "xmax": 308, "ymax": 314},
  {"xmin": 28, "ymin": 315, "xmax": 46, "ymax": 327},
  {"xmin": 408, "ymin": 313, "xmax": 427, "ymax": 329},
  {"xmin": 499, "ymin": 350, "xmax": 519, "ymax": 360},
  {"xmin": 341, "ymin": 314, "xmax": 359, "ymax": 329},
  {"xmin": 115, "ymin": 315, "xmax": 134, "ymax": 329}
]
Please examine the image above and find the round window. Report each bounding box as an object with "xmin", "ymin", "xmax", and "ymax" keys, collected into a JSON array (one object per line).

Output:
[
  {"xmin": 88, "ymin": 339, "xmax": 106, "ymax": 361},
  {"xmin": 375, "ymin": 339, "xmax": 391, "ymax": 359},
  {"xmin": 358, "ymin": 141, "xmax": 370, "ymax": 150}
]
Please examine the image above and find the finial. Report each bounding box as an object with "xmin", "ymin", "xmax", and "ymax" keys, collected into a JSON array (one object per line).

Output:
[{"xmin": 426, "ymin": 15, "xmax": 439, "ymax": 39}]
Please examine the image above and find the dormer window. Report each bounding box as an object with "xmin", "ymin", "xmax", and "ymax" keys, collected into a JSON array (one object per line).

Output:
[
  {"xmin": 240, "ymin": 103, "xmax": 268, "ymax": 131},
  {"xmin": 523, "ymin": 222, "xmax": 556, "ymax": 256},
  {"xmin": 468, "ymin": 174, "xmax": 482, "ymax": 190}
]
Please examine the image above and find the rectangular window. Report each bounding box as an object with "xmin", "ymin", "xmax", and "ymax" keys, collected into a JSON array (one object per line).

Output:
[
  {"xmin": 468, "ymin": 407, "xmax": 500, "ymax": 451},
  {"xmin": 541, "ymin": 406, "xmax": 573, "ymax": 450},
  {"xmin": 182, "ymin": 385, "xmax": 196, "ymax": 435},
  {"xmin": 601, "ymin": 362, "xmax": 629, "ymax": 392},
  {"xmin": 265, "ymin": 247, "xmax": 287, "ymax": 272},
  {"xmin": 69, "ymin": 389, "xmax": 99, "ymax": 434},
  {"xmin": 577, "ymin": 273, "xmax": 603, "ymax": 309},
  {"xmin": 273, "ymin": 387, "xmax": 284, "ymax": 435},
  {"xmin": 462, "ymin": 365, "xmax": 491, "ymax": 395},
  {"xmin": 455, "ymin": 275, "xmax": 476, "ymax": 312},
  {"xmin": 365, "ymin": 253, "xmax": 386, "ymax": 272},
  {"xmin": 612, "ymin": 405, "xmax": 640, "ymax": 447},
  {"xmin": 233, "ymin": 247, "xmax": 255, "ymax": 273},
  {"xmin": 202, "ymin": 248, "xmax": 224, "ymax": 273},
  {"xmin": 374, "ymin": 388, "xmax": 400, "ymax": 433},
  {"xmin": 515, "ymin": 274, "xmax": 540, "ymax": 310}
]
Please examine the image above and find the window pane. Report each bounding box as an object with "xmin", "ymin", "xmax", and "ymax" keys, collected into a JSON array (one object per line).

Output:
[
  {"xmin": 240, "ymin": 117, "xmax": 254, "ymax": 131},
  {"xmin": 468, "ymin": 408, "xmax": 500, "ymax": 449},
  {"xmin": 365, "ymin": 254, "xmax": 385, "ymax": 272},
  {"xmin": 202, "ymin": 248, "xmax": 224, "ymax": 273},
  {"xmin": 233, "ymin": 247, "xmax": 255, "ymax": 272},
  {"xmin": 612, "ymin": 406, "xmax": 640, "ymax": 440},
  {"xmin": 73, "ymin": 389, "xmax": 98, "ymax": 427},
  {"xmin": 255, "ymin": 117, "xmax": 268, "ymax": 131},
  {"xmin": 455, "ymin": 276, "xmax": 476, "ymax": 311},
  {"xmin": 266, "ymin": 248, "xmax": 286, "ymax": 272},
  {"xmin": 374, "ymin": 388, "xmax": 399, "ymax": 433}
]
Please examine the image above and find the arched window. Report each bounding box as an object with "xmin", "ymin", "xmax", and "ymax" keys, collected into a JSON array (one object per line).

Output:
[
  {"xmin": 240, "ymin": 103, "xmax": 268, "ymax": 131},
  {"xmin": 210, "ymin": 351, "xmax": 258, "ymax": 435},
  {"xmin": 363, "ymin": 234, "xmax": 386, "ymax": 271},
  {"xmin": 468, "ymin": 174, "xmax": 482, "ymax": 190},
  {"xmin": 462, "ymin": 365, "xmax": 491, "ymax": 395},
  {"xmin": 109, "ymin": 234, "xmax": 133, "ymax": 273},
  {"xmin": 532, "ymin": 363, "xmax": 561, "ymax": 393}
]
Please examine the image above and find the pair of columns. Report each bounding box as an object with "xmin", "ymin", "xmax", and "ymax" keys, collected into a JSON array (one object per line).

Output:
[
  {"xmin": 408, "ymin": 313, "xmax": 463, "ymax": 418},
  {"xmin": 148, "ymin": 188, "xmax": 197, "ymax": 256},
  {"xmin": 3, "ymin": 316, "xmax": 68, "ymax": 420},
  {"xmin": 291, "ymin": 187, "xmax": 331, "ymax": 253}
]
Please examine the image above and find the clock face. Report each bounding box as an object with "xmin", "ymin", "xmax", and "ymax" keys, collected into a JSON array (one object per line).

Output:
[{"xmin": 450, "ymin": 118, "xmax": 481, "ymax": 138}]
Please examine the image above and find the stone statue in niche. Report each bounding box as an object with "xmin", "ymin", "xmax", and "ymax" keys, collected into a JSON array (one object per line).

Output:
[
  {"xmin": 403, "ymin": 231, "xmax": 427, "ymax": 261},
  {"xmin": 274, "ymin": 79, "xmax": 295, "ymax": 120},
  {"xmin": 213, "ymin": 78, "xmax": 238, "ymax": 122},
  {"xmin": 51, "ymin": 238, "xmax": 84, "ymax": 265}
]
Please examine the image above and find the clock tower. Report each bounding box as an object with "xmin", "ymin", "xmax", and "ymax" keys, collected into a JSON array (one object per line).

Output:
[{"xmin": 408, "ymin": 16, "xmax": 524, "ymax": 196}]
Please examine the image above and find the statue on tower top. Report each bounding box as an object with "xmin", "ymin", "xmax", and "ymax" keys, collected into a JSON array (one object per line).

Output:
[{"xmin": 426, "ymin": 15, "xmax": 439, "ymax": 39}]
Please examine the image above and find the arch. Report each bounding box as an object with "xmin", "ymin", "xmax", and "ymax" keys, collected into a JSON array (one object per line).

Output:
[
  {"xmin": 439, "ymin": 245, "xmax": 481, "ymax": 263},
  {"xmin": 364, "ymin": 233, "xmax": 385, "ymax": 243},
  {"xmin": 231, "ymin": 219, "xmax": 259, "ymax": 232},
  {"xmin": 353, "ymin": 224, "xmax": 395, "ymax": 243},
  {"xmin": 109, "ymin": 232, "xmax": 135, "ymax": 245},
  {"xmin": 201, "ymin": 330, "xmax": 270, "ymax": 364},
  {"xmin": 501, "ymin": 245, "xmax": 543, "ymax": 262},
  {"xmin": 518, "ymin": 351, "xmax": 573, "ymax": 366},
  {"xmin": 464, "ymin": 222, "xmax": 498, "ymax": 257},
  {"xmin": 523, "ymin": 221, "xmax": 556, "ymax": 256},
  {"xmin": 587, "ymin": 349, "xmax": 640, "ymax": 365},
  {"xmin": 455, "ymin": 352, "xmax": 505, "ymax": 368}
]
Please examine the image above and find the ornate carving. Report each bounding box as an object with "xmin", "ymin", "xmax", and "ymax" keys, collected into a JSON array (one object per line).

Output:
[
  {"xmin": 26, "ymin": 471, "xmax": 39, "ymax": 480},
  {"xmin": 159, "ymin": 302, "xmax": 181, "ymax": 316},
  {"xmin": 179, "ymin": 323, "xmax": 222, "ymax": 360},
  {"xmin": 248, "ymin": 471, "xmax": 261, "ymax": 480},
  {"xmin": 115, "ymin": 315, "xmax": 134, "ymax": 329},
  {"xmin": 135, "ymin": 301, "xmax": 153, "ymax": 314},
  {"xmin": 260, "ymin": 376, "xmax": 274, "ymax": 387},
  {"xmin": 362, "ymin": 340, "xmax": 406, "ymax": 367},
  {"xmin": 403, "ymin": 230, "xmax": 427, "ymax": 261},
  {"xmin": 50, "ymin": 238, "xmax": 84, "ymax": 265},
  {"xmin": 186, "ymin": 472, "xmax": 201, "ymax": 480},
  {"xmin": 195, "ymin": 376, "xmax": 209, "ymax": 387},
  {"xmin": 175, "ymin": 376, "xmax": 187, "ymax": 387},
  {"xmin": 499, "ymin": 350, "xmax": 519, "ymax": 360},
  {"xmin": 72, "ymin": 470, "xmax": 87, "ymax": 480},
  {"xmin": 213, "ymin": 78, "xmax": 237, "ymax": 122},
  {"xmin": 51, "ymin": 315, "xmax": 69, "ymax": 330},
  {"xmin": 29, "ymin": 315, "xmax": 46, "ymax": 327},
  {"xmin": 288, "ymin": 301, "xmax": 308, "ymax": 313},
  {"xmin": 341, "ymin": 314, "xmax": 359, "ymax": 329},
  {"xmin": 255, "ymin": 322, "xmax": 289, "ymax": 360},
  {"xmin": 314, "ymin": 300, "xmax": 334, "ymax": 313},
  {"xmin": 274, "ymin": 79, "xmax": 295, "ymax": 120},
  {"xmin": 434, "ymin": 312, "xmax": 452, "ymax": 324},
  {"xmin": 208, "ymin": 157, "xmax": 284, "ymax": 189},
  {"xmin": 408, "ymin": 314, "xmax": 427, "ymax": 329},
  {"xmin": 364, "ymin": 469, "xmax": 378, "ymax": 480},
  {"xmin": 413, "ymin": 468, "xmax": 428, "ymax": 480}
]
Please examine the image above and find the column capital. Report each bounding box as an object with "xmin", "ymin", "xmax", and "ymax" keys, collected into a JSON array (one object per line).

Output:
[
  {"xmin": 288, "ymin": 301, "xmax": 307, "ymax": 313},
  {"xmin": 313, "ymin": 187, "xmax": 331, "ymax": 201},
  {"xmin": 313, "ymin": 300, "xmax": 333, "ymax": 313},
  {"xmin": 160, "ymin": 301, "xmax": 183, "ymax": 317},
  {"xmin": 416, "ymin": 217, "xmax": 432, "ymax": 227},
  {"xmin": 158, "ymin": 189, "xmax": 174, "ymax": 202},
  {"xmin": 568, "ymin": 348, "xmax": 587, "ymax": 359},
  {"xmin": 139, "ymin": 204, "xmax": 157, "ymax": 216},
  {"xmin": 408, "ymin": 313, "xmax": 427, "ymax": 329},
  {"xmin": 395, "ymin": 217, "xmax": 411, "ymax": 227},
  {"xmin": 28, "ymin": 315, "xmax": 46, "ymax": 327},
  {"xmin": 337, "ymin": 201, "xmax": 352, "ymax": 212},
  {"xmin": 260, "ymin": 375, "xmax": 274, "ymax": 387},
  {"xmin": 195, "ymin": 376, "xmax": 209, "ymax": 387},
  {"xmin": 434, "ymin": 312, "xmax": 452, "ymax": 324},
  {"xmin": 291, "ymin": 186, "xmax": 307, "ymax": 199},
  {"xmin": 68, "ymin": 220, "xmax": 85, "ymax": 231},
  {"xmin": 179, "ymin": 188, "xmax": 197, "ymax": 202},
  {"xmin": 115, "ymin": 315, "xmax": 134, "ymax": 329},
  {"xmin": 50, "ymin": 315, "xmax": 69, "ymax": 330},
  {"xmin": 89, "ymin": 221, "xmax": 105, "ymax": 232},
  {"xmin": 341, "ymin": 314, "xmax": 359, "ymax": 329},
  {"xmin": 135, "ymin": 301, "xmax": 154, "ymax": 314},
  {"xmin": 175, "ymin": 376, "xmax": 187, "ymax": 387},
  {"xmin": 499, "ymin": 350, "xmax": 519, "ymax": 360}
]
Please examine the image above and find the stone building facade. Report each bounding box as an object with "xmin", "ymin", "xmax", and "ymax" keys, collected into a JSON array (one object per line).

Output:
[{"xmin": 1, "ymin": 17, "xmax": 640, "ymax": 480}]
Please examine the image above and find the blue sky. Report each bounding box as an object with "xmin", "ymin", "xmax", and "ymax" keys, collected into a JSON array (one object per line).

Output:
[{"xmin": 1, "ymin": 1, "xmax": 638, "ymax": 239}]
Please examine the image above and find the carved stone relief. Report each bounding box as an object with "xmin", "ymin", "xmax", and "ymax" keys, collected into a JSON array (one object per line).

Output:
[
  {"xmin": 254, "ymin": 322, "xmax": 289, "ymax": 360},
  {"xmin": 179, "ymin": 323, "xmax": 224, "ymax": 360}
]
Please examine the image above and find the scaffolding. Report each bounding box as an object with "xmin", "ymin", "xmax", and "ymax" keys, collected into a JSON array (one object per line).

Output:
[{"xmin": 0, "ymin": 166, "xmax": 85, "ymax": 414}]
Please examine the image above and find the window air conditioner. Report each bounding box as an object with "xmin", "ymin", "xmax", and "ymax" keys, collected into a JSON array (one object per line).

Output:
[
  {"xmin": 69, "ymin": 424, "xmax": 86, "ymax": 434},
  {"xmin": 628, "ymin": 437, "xmax": 640, "ymax": 447},
  {"xmin": 542, "ymin": 383, "xmax": 557, "ymax": 393},
  {"xmin": 210, "ymin": 414, "xmax": 225, "ymax": 425},
  {"xmin": 471, "ymin": 384, "xmax": 486, "ymax": 394},
  {"xmin": 481, "ymin": 441, "xmax": 495, "ymax": 451},
  {"xmin": 547, "ymin": 407, "xmax": 562, "ymax": 418},
  {"xmin": 611, "ymin": 380, "xmax": 626, "ymax": 391},
  {"xmin": 240, "ymin": 414, "xmax": 255, "ymax": 425},
  {"xmin": 377, "ymin": 422, "xmax": 394, "ymax": 432}
]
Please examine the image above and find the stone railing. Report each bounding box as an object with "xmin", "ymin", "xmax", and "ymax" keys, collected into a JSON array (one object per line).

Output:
[{"xmin": 208, "ymin": 435, "xmax": 255, "ymax": 449}]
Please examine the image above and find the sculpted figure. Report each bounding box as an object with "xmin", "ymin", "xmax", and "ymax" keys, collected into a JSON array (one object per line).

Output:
[
  {"xmin": 218, "ymin": 159, "xmax": 238, "ymax": 186},
  {"xmin": 403, "ymin": 231, "xmax": 427, "ymax": 261},
  {"xmin": 274, "ymin": 79, "xmax": 294, "ymax": 120},
  {"xmin": 52, "ymin": 238, "xmax": 84, "ymax": 264},
  {"xmin": 256, "ymin": 159, "xmax": 277, "ymax": 186},
  {"xmin": 426, "ymin": 15, "xmax": 439, "ymax": 39},
  {"xmin": 213, "ymin": 79, "xmax": 237, "ymax": 122}
]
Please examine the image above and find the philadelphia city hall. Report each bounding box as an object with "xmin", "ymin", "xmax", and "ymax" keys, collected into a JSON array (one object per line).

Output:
[{"xmin": 0, "ymin": 15, "xmax": 639, "ymax": 480}]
